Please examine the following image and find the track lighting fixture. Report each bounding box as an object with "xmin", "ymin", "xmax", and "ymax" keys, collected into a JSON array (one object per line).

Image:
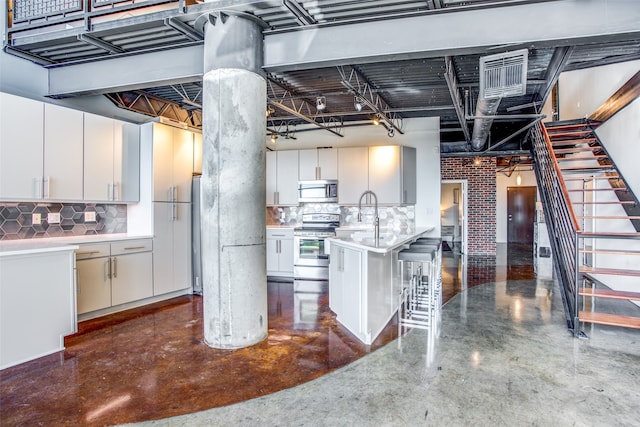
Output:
[
  {"xmin": 266, "ymin": 105, "xmax": 275, "ymax": 117},
  {"xmin": 270, "ymin": 133, "xmax": 278, "ymax": 144},
  {"xmin": 387, "ymin": 128, "xmax": 395, "ymax": 138},
  {"xmin": 473, "ymin": 157, "xmax": 481, "ymax": 166},
  {"xmin": 372, "ymin": 115, "xmax": 380, "ymax": 126},
  {"xmin": 354, "ymin": 96, "xmax": 363, "ymax": 112},
  {"xmin": 316, "ymin": 96, "xmax": 326, "ymax": 111},
  {"xmin": 516, "ymin": 173, "xmax": 522, "ymax": 186}
]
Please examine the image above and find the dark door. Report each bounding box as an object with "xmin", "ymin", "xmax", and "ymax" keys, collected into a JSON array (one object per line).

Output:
[{"xmin": 507, "ymin": 186, "xmax": 536, "ymax": 244}]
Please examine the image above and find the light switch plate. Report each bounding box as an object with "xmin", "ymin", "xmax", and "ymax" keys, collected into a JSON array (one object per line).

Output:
[
  {"xmin": 47, "ymin": 212, "xmax": 61, "ymax": 224},
  {"xmin": 32, "ymin": 213, "xmax": 41, "ymax": 225},
  {"xmin": 84, "ymin": 211, "xmax": 96, "ymax": 222}
]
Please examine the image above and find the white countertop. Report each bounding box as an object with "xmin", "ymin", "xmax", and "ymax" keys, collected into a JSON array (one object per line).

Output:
[
  {"xmin": 0, "ymin": 234, "xmax": 153, "ymax": 257},
  {"xmin": 327, "ymin": 226, "xmax": 435, "ymax": 254}
]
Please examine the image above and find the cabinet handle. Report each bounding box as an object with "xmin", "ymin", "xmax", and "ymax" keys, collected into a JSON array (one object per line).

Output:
[
  {"xmin": 316, "ymin": 166, "xmax": 321, "ymax": 180},
  {"xmin": 173, "ymin": 186, "xmax": 178, "ymax": 202},
  {"xmin": 173, "ymin": 202, "xmax": 178, "ymax": 221},
  {"xmin": 77, "ymin": 250, "xmax": 100, "ymax": 256},
  {"xmin": 123, "ymin": 245, "xmax": 146, "ymax": 251},
  {"xmin": 112, "ymin": 257, "xmax": 117, "ymax": 279},
  {"xmin": 113, "ymin": 182, "xmax": 120, "ymax": 201},
  {"xmin": 76, "ymin": 268, "xmax": 80, "ymax": 294},
  {"xmin": 44, "ymin": 177, "xmax": 50, "ymax": 199},
  {"xmin": 107, "ymin": 183, "xmax": 112, "ymax": 201},
  {"xmin": 104, "ymin": 259, "xmax": 111, "ymax": 280}
]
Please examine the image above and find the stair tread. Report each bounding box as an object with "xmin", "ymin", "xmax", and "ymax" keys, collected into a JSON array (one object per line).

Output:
[
  {"xmin": 576, "ymin": 215, "xmax": 640, "ymax": 219},
  {"xmin": 579, "ymin": 311, "xmax": 640, "ymax": 329},
  {"xmin": 579, "ymin": 266, "xmax": 640, "ymax": 277},
  {"xmin": 554, "ymin": 146, "xmax": 604, "ymax": 154},
  {"xmin": 556, "ymin": 155, "xmax": 609, "ymax": 161},
  {"xmin": 579, "ymin": 288, "xmax": 640, "ymax": 300},
  {"xmin": 568, "ymin": 187, "xmax": 628, "ymax": 192},
  {"xmin": 572, "ymin": 200, "xmax": 635, "ymax": 205},
  {"xmin": 578, "ymin": 231, "xmax": 640, "ymax": 237},
  {"xmin": 564, "ymin": 175, "xmax": 620, "ymax": 181},
  {"xmin": 580, "ymin": 248, "xmax": 640, "ymax": 255},
  {"xmin": 550, "ymin": 137, "xmax": 598, "ymax": 145},
  {"xmin": 560, "ymin": 164, "xmax": 614, "ymax": 170},
  {"xmin": 547, "ymin": 129, "xmax": 593, "ymax": 141}
]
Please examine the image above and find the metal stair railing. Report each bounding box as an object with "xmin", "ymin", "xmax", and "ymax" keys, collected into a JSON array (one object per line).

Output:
[{"xmin": 531, "ymin": 121, "xmax": 582, "ymax": 332}]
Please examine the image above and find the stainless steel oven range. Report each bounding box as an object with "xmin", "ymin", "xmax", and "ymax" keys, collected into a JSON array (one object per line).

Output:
[{"xmin": 293, "ymin": 213, "xmax": 339, "ymax": 291}]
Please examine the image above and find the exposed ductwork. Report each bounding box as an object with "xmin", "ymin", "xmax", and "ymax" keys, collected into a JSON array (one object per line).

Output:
[{"xmin": 470, "ymin": 49, "xmax": 529, "ymax": 151}]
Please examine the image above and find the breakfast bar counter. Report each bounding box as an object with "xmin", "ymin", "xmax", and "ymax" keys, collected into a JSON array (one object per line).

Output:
[{"xmin": 326, "ymin": 226, "xmax": 435, "ymax": 344}]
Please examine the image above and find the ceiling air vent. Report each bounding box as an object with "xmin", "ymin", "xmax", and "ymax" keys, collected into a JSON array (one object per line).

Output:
[{"xmin": 479, "ymin": 49, "xmax": 528, "ymax": 99}]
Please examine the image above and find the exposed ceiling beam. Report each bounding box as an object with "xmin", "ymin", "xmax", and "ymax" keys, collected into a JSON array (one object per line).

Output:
[
  {"xmin": 443, "ymin": 56, "xmax": 470, "ymax": 143},
  {"xmin": 77, "ymin": 33, "xmax": 125, "ymax": 54},
  {"xmin": 264, "ymin": 0, "xmax": 640, "ymax": 71},
  {"xmin": 267, "ymin": 79, "xmax": 344, "ymax": 137},
  {"xmin": 164, "ymin": 17, "xmax": 205, "ymax": 41},
  {"xmin": 538, "ymin": 46, "xmax": 573, "ymax": 108},
  {"xmin": 46, "ymin": 0, "xmax": 640, "ymax": 98}
]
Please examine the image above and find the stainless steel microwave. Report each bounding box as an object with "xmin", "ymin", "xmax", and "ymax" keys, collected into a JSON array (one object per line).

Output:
[{"xmin": 298, "ymin": 180, "xmax": 338, "ymax": 203}]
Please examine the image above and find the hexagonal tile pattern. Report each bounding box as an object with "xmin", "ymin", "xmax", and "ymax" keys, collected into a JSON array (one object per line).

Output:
[{"xmin": 0, "ymin": 203, "xmax": 127, "ymax": 240}]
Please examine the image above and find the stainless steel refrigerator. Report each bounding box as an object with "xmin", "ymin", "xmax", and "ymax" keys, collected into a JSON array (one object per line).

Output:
[{"xmin": 191, "ymin": 174, "xmax": 203, "ymax": 295}]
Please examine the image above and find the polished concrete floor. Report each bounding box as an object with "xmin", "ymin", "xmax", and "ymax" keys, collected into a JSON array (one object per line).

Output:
[{"xmin": 2, "ymin": 244, "xmax": 639, "ymax": 426}]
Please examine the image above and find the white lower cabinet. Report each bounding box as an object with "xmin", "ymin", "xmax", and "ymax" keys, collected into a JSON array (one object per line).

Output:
[
  {"xmin": 266, "ymin": 228, "xmax": 294, "ymax": 277},
  {"xmin": 329, "ymin": 244, "xmax": 363, "ymax": 333},
  {"xmin": 153, "ymin": 202, "xmax": 191, "ymax": 295},
  {"xmin": 76, "ymin": 239, "xmax": 153, "ymax": 316}
]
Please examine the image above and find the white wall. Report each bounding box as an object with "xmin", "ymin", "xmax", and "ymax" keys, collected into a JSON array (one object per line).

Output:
[
  {"xmin": 495, "ymin": 169, "xmax": 537, "ymax": 243},
  {"xmin": 267, "ymin": 117, "xmax": 441, "ymax": 232},
  {"xmin": 559, "ymin": 60, "xmax": 640, "ymax": 120}
]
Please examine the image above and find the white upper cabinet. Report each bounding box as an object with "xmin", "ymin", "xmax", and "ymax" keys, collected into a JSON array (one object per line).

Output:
[
  {"xmin": 44, "ymin": 103, "xmax": 84, "ymax": 201},
  {"xmin": 337, "ymin": 146, "xmax": 369, "ymax": 205},
  {"xmin": 339, "ymin": 145, "xmax": 416, "ymax": 206},
  {"xmin": 193, "ymin": 132, "xmax": 203, "ymax": 175},
  {"xmin": 152, "ymin": 123, "xmax": 194, "ymax": 203},
  {"xmin": 266, "ymin": 150, "xmax": 298, "ymax": 206},
  {"xmin": 84, "ymin": 113, "xmax": 140, "ymax": 203},
  {"xmin": 299, "ymin": 148, "xmax": 338, "ymax": 181},
  {"xmin": 0, "ymin": 93, "xmax": 44, "ymax": 201}
]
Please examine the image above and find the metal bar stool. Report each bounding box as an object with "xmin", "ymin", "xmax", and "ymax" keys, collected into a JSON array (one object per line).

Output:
[{"xmin": 397, "ymin": 245, "xmax": 438, "ymax": 333}]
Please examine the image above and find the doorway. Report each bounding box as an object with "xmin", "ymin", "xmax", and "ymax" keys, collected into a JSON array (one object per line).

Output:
[
  {"xmin": 507, "ymin": 186, "xmax": 536, "ymax": 244},
  {"xmin": 441, "ymin": 180, "xmax": 467, "ymax": 254}
]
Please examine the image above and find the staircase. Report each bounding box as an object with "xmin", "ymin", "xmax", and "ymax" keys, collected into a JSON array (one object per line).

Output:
[{"xmin": 532, "ymin": 119, "xmax": 640, "ymax": 336}]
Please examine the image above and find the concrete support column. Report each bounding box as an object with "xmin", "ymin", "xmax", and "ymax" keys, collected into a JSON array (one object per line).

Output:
[{"xmin": 201, "ymin": 11, "xmax": 267, "ymax": 348}]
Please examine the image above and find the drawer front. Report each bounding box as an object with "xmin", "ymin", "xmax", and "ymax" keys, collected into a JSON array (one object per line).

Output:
[
  {"xmin": 75, "ymin": 243, "xmax": 110, "ymax": 260},
  {"xmin": 267, "ymin": 228, "xmax": 294, "ymax": 239},
  {"xmin": 110, "ymin": 239, "xmax": 153, "ymax": 256}
]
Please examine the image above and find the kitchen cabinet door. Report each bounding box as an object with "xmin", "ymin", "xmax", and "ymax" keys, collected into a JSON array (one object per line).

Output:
[
  {"xmin": 152, "ymin": 123, "xmax": 175, "ymax": 202},
  {"xmin": 279, "ymin": 236, "xmax": 294, "ymax": 274},
  {"xmin": 84, "ymin": 113, "xmax": 115, "ymax": 202},
  {"xmin": 172, "ymin": 128, "xmax": 194, "ymax": 203},
  {"xmin": 340, "ymin": 246, "xmax": 362, "ymax": 333},
  {"xmin": 152, "ymin": 124, "xmax": 193, "ymax": 203},
  {"xmin": 0, "ymin": 93, "xmax": 44, "ymax": 200},
  {"xmin": 276, "ymin": 150, "xmax": 299, "ymax": 206},
  {"xmin": 266, "ymin": 237, "xmax": 280, "ymax": 273},
  {"xmin": 368, "ymin": 145, "xmax": 401, "ymax": 205},
  {"xmin": 44, "ymin": 103, "xmax": 83, "ymax": 201},
  {"xmin": 298, "ymin": 149, "xmax": 318, "ymax": 181},
  {"xmin": 317, "ymin": 148, "xmax": 338, "ymax": 180},
  {"xmin": 111, "ymin": 251, "xmax": 153, "ymax": 306},
  {"xmin": 153, "ymin": 202, "xmax": 192, "ymax": 296},
  {"xmin": 266, "ymin": 151, "xmax": 277, "ymax": 205},
  {"xmin": 401, "ymin": 146, "xmax": 417, "ymax": 204},
  {"xmin": 193, "ymin": 132, "xmax": 203, "ymax": 175},
  {"xmin": 172, "ymin": 202, "xmax": 192, "ymax": 292},
  {"xmin": 338, "ymin": 147, "xmax": 369, "ymax": 205},
  {"xmin": 114, "ymin": 122, "xmax": 140, "ymax": 203},
  {"xmin": 76, "ymin": 257, "xmax": 111, "ymax": 315}
]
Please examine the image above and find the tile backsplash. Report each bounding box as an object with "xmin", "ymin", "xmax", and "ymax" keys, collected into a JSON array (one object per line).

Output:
[
  {"xmin": 0, "ymin": 202, "xmax": 127, "ymax": 240},
  {"xmin": 267, "ymin": 203, "xmax": 415, "ymax": 232}
]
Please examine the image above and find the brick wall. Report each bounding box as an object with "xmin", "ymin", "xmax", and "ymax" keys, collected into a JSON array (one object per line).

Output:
[{"xmin": 441, "ymin": 157, "xmax": 496, "ymax": 255}]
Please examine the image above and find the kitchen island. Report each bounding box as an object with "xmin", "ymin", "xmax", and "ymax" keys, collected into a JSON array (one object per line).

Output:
[{"xmin": 327, "ymin": 226, "xmax": 435, "ymax": 345}]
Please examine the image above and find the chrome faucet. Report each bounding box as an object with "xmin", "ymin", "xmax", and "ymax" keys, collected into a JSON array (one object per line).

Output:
[{"xmin": 357, "ymin": 190, "xmax": 380, "ymax": 245}]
